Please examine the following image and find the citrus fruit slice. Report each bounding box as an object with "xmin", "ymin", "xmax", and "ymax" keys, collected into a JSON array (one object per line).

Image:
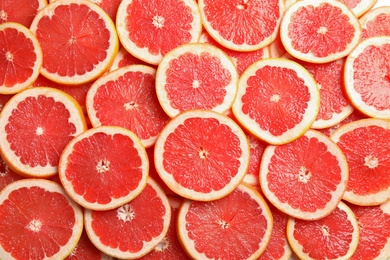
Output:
[
  {"xmin": 0, "ymin": 93, "xmax": 12, "ymax": 112},
  {"xmin": 109, "ymin": 47, "xmax": 149, "ymax": 72},
  {"xmin": 0, "ymin": 157, "xmax": 23, "ymax": 191},
  {"xmin": 360, "ymin": 6, "xmax": 390, "ymax": 40},
  {"xmin": 30, "ymin": 0, "xmax": 119, "ymax": 85},
  {"xmin": 116, "ymin": 0, "xmax": 202, "ymax": 65},
  {"xmin": 242, "ymin": 133, "xmax": 267, "ymax": 187},
  {"xmin": 84, "ymin": 177, "xmax": 171, "ymax": 259},
  {"xmin": 260, "ymin": 129, "xmax": 349, "ymax": 220},
  {"xmin": 59, "ymin": 126, "xmax": 149, "ymax": 211},
  {"xmin": 280, "ymin": 0, "xmax": 362, "ymax": 63},
  {"xmin": 0, "ymin": 22, "xmax": 42, "ymax": 94},
  {"xmin": 344, "ymin": 36, "xmax": 390, "ymax": 119},
  {"xmin": 0, "ymin": 87, "xmax": 87, "ymax": 178},
  {"xmin": 340, "ymin": 0, "xmax": 378, "ymax": 17},
  {"xmin": 287, "ymin": 201, "xmax": 360, "ymax": 260},
  {"xmin": 330, "ymin": 118, "xmax": 390, "ymax": 206},
  {"xmin": 86, "ymin": 65, "xmax": 170, "ymax": 148},
  {"xmin": 269, "ymin": 33, "xmax": 288, "ymax": 58},
  {"xmin": 0, "ymin": 179, "xmax": 83, "ymax": 259},
  {"xmin": 155, "ymin": 43, "xmax": 238, "ymax": 118},
  {"xmin": 177, "ymin": 183, "xmax": 273, "ymax": 259},
  {"xmin": 349, "ymin": 201, "xmax": 390, "ymax": 260},
  {"xmin": 154, "ymin": 109, "xmax": 250, "ymax": 201},
  {"xmin": 0, "ymin": 0, "xmax": 47, "ymax": 27},
  {"xmin": 198, "ymin": 0, "xmax": 283, "ymax": 51},
  {"xmin": 232, "ymin": 58, "xmax": 320, "ymax": 145}
]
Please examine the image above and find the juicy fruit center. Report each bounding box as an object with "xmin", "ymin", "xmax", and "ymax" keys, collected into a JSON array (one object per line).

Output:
[
  {"xmin": 364, "ymin": 155, "xmax": 378, "ymax": 169},
  {"xmin": 218, "ymin": 220, "xmax": 230, "ymax": 229},
  {"xmin": 117, "ymin": 204, "xmax": 135, "ymax": 222},
  {"xmin": 198, "ymin": 147, "xmax": 209, "ymax": 159},
  {"xmin": 192, "ymin": 80, "xmax": 200, "ymax": 88},
  {"xmin": 154, "ymin": 238, "xmax": 170, "ymax": 252},
  {"xmin": 0, "ymin": 10, "xmax": 7, "ymax": 22},
  {"xmin": 36, "ymin": 126, "xmax": 44, "ymax": 136},
  {"xmin": 152, "ymin": 15, "xmax": 165, "ymax": 29},
  {"xmin": 321, "ymin": 225, "xmax": 330, "ymax": 237},
  {"xmin": 5, "ymin": 52, "xmax": 13, "ymax": 62},
  {"xmin": 236, "ymin": 0, "xmax": 249, "ymax": 10},
  {"xmin": 124, "ymin": 101, "xmax": 139, "ymax": 110},
  {"xmin": 298, "ymin": 166, "xmax": 311, "ymax": 183},
  {"xmin": 270, "ymin": 94, "xmax": 281, "ymax": 103},
  {"xmin": 96, "ymin": 159, "xmax": 110, "ymax": 173},
  {"xmin": 27, "ymin": 219, "xmax": 42, "ymax": 232},
  {"xmin": 317, "ymin": 26, "xmax": 328, "ymax": 35}
]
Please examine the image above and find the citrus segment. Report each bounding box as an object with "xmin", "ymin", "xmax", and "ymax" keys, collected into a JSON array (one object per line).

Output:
[
  {"xmin": 154, "ymin": 110, "xmax": 249, "ymax": 201},
  {"xmin": 0, "ymin": 94, "xmax": 12, "ymax": 113},
  {"xmin": 109, "ymin": 47, "xmax": 149, "ymax": 72},
  {"xmin": 0, "ymin": 22, "xmax": 42, "ymax": 94},
  {"xmin": 260, "ymin": 130, "xmax": 349, "ymax": 220},
  {"xmin": 59, "ymin": 126, "xmax": 149, "ymax": 211},
  {"xmin": 0, "ymin": 0, "xmax": 47, "ymax": 27},
  {"xmin": 0, "ymin": 157, "xmax": 23, "ymax": 191},
  {"xmin": 330, "ymin": 118, "xmax": 390, "ymax": 205},
  {"xmin": 0, "ymin": 179, "xmax": 83, "ymax": 260},
  {"xmin": 0, "ymin": 87, "xmax": 87, "ymax": 177},
  {"xmin": 84, "ymin": 178, "xmax": 171, "ymax": 259},
  {"xmin": 30, "ymin": 0, "xmax": 119, "ymax": 85},
  {"xmin": 232, "ymin": 58, "xmax": 320, "ymax": 145},
  {"xmin": 156, "ymin": 43, "xmax": 238, "ymax": 118},
  {"xmin": 243, "ymin": 133, "xmax": 267, "ymax": 187},
  {"xmin": 116, "ymin": 0, "xmax": 202, "ymax": 65},
  {"xmin": 360, "ymin": 6, "xmax": 390, "ymax": 40},
  {"xmin": 317, "ymin": 108, "xmax": 367, "ymax": 136}
]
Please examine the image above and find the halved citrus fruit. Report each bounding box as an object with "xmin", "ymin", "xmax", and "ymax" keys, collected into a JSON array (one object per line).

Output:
[
  {"xmin": 0, "ymin": 179, "xmax": 83, "ymax": 259},
  {"xmin": 0, "ymin": 22, "xmax": 42, "ymax": 94},
  {"xmin": 154, "ymin": 109, "xmax": 249, "ymax": 201},
  {"xmin": 109, "ymin": 47, "xmax": 149, "ymax": 72},
  {"xmin": 232, "ymin": 58, "xmax": 320, "ymax": 145},
  {"xmin": 330, "ymin": 118, "xmax": 390, "ymax": 206},
  {"xmin": 198, "ymin": 0, "xmax": 283, "ymax": 51},
  {"xmin": 59, "ymin": 126, "xmax": 148, "ymax": 211},
  {"xmin": 30, "ymin": 0, "xmax": 119, "ymax": 85},
  {"xmin": 0, "ymin": 0, "xmax": 47, "ymax": 27},
  {"xmin": 84, "ymin": 177, "xmax": 171, "ymax": 259},
  {"xmin": 340, "ymin": 0, "xmax": 378, "ymax": 17},
  {"xmin": 116, "ymin": 0, "xmax": 202, "ymax": 65},
  {"xmin": 177, "ymin": 183, "xmax": 273, "ymax": 259},
  {"xmin": 360, "ymin": 6, "xmax": 390, "ymax": 40},
  {"xmin": 155, "ymin": 43, "xmax": 238, "ymax": 118},
  {"xmin": 280, "ymin": 0, "xmax": 362, "ymax": 63},
  {"xmin": 0, "ymin": 157, "xmax": 23, "ymax": 191},
  {"xmin": 260, "ymin": 129, "xmax": 349, "ymax": 220},
  {"xmin": 344, "ymin": 36, "xmax": 390, "ymax": 119},
  {"xmin": 0, "ymin": 87, "xmax": 87, "ymax": 178},
  {"xmin": 287, "ymin": 201, "xmax": 359, "ymax": 260}
]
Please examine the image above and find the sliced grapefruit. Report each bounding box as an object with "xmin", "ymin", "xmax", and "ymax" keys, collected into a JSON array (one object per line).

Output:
[
  {"xmin": 242, "ymin": 133, "xmax": 267, "ymax": 187},
  {"xmin": 0, "ymin": 157, "xmax": 23, "ymax": 191},
  {"xmin": 30, "ymin": 0, "xmax": 119, "ymax": 85},
  {"xmin": 154, "ymin": 109, "xmax": 249, "ymax": 201},
  {"xmin": 109, "ymin": 47, "xmax": 149, "ymax": 72},
  {"xmin": 0, "ymin": 87, "xmax": 87, "ymax": 178},
  {"xmin": 0, "ymin": 22, "xmax": 42, "ymax": 94},
  {"xmin": 0, "ymin": 179, "xmax": 83, "ymax": 259},
  {"xmin": 155, "ymin": 43, "xmax": 238, "ymax": 118},
  {"xmin": 344, "ymin": 36, "xmax": 390, "ymax": 119},
  {"xmin": 84, "ymin": 177, "xmax": 171, "ymax": 259},
  {"xmin": 0, "ymin": 0, "xmax": 47, "ymax": 27},
  {"xmin": 116, "ymin": 0, "xmax": 202, "ymax": 65},
  {"xmin": 280, "ymin": 0, "xmax": 362, "ymax": 63},
  {"xmin": 260, "ymin": 130, "xmax": 349, "ymax": 220},
  {"xmin": 330, "ymin": 118, "xmax": 390, "ymax": 205},
  {"xmin": 232, "ymin": 58, "xmax": 320, "ymax": 145},
  {"xmin": 360, "ymin": 6, "xmax": 390, "ymax": 40},
  {"xmin": 339, "ymin": 0, "xmax": 378, "ymax": 17},
  {"xmin": 59, "ymin": 126, "xmax": 149, "ymax": 211},
  {"xmin": 0, "ymin": 93, "xmax": 12, "ymax": 113}
]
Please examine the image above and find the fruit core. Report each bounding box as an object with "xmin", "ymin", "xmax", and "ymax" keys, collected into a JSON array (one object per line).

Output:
[
  {"xmin": 154, "ymin": 237, "xmax": 170, "ymax": 252},
  {"xmin": 321, "ymin": 225, "xmax": 330, "ymax": 237},
  {"xmin": 0, "ymin": 10, "xmax": 7, "ymax": 22},
  {"xmin": 27, "ymin": 219, "xmax": 42, "ymax": 232},
  {"xmin": 124, "ymin": 101, "xmax": 138, "ymax": 110},
  {"xmin": 5, "ymin": 52, "xmax": 13, "ymax": 62},
  {"xmin": 199, "ymin": 148, "xmax": 209, "ymax": 159},
  {"xmin": 364, "ymin": 155, "xmax": 378, "ymax": 168},
  {"xmin": 298, "ymin": 166, "xmax": 311, "ymax": 183},
  {"xmin": 270, "ymin": 94, "xmax": 281, "ymax": 102},
  {"xmin": 152, "ymin": 15, "xmax": 165, "ymax": 29},
  {"xmin": 36, "ymin": 126, "xmax": 44, "ymax": 136},
  {"xmin": 117, "ymin": 204, "xmax": 135, "ymax": 222},
  {"xmin": 317, "ymin": 26, "xmax": 328, "ymax": 35},
  {"xmin": 218, "ymin": 220, "xmax": 230, "ymax": 229},
  {"xmin": 237, "ymin": 0, "xmax": 249, "ymax": 10},
  {"xmin": 96, "ymin": 159, "xmax": 110, "ymax": 173},
  {"xmin": 192, "ymin": 80, "xmax": 200, "ymax": 88}
]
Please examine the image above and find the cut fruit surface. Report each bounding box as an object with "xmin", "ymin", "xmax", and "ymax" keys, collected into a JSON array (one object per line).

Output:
[
  {"xmin": 339, "ymin": 0, "xmax": 378, "ymax": 17},
  {"xmin": 109, "ymin": 47, "xmax": 149, "ymax": 72},
  {"xmin": 0, "ymin": 0, "xmax": 47, "ymax": 27},
  {"xmin": 154, "ymin": 110, "xmax": 249, "ymax": 201},
  {"xmin": 260, "ymin": 130, "xmax": 349, "ymax": 220},
  {"xmin": 0, "ymin": 157, "xmax": 23, "ymax": 191},
  {"xmin": 360, "ymin": 6, "xmax": 390, "ymax": 40}
]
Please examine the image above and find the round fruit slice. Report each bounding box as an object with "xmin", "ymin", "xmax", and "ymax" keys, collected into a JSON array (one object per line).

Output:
[
  {"xmin": 260, "ymin": 130, "xmax": 349, "ymax": 220},
  {"xmin": 156, "ymin": 43, "xmax": 238, "ymax": 118},
  {"xmin": 280, "ymin": 0, "xmax": 362, "ymax": 63},
  {"xmin": 242, "ymin": 133, "xmax": 267, "ymax": 187},
  {"xmin": 84, "ymin": 178, "xmax": 171, "ymax": 259},
  {"xmin": 344, "ymin": 36, "xmax": 390, "ymax": 119},
  {"xmin": 360, "ymin": 6, "xmax": 390, "ymax": 40},
  {"xmin": 177, "ymin": 183, "xmax": 273, "ymax": 259},
  {"xmin": 232, "ymin": 58, "xmax": 320, "ymax": 145},
  {"xmin": 109, "ymin": 47, "xmax": 149, "ymax": 72},
  {"xmin": 340, "ymin": 0, "xmax": 378, "ymax": 17},
  {"xmin": 0, "ymin": 0, "xmax": 46, "ymax": 27},
  {"xmin": 59, "ymin": 126, "xmax": 149, "ymax": 211},
  {"xmin": 154, "ymin": 109, "xmax": 249, "ymax": 201},
  {"xmin": 0, "ymin": 157, "xmax": 23, "ymax": 191},
  {"xmin": 0, "ymin": 22, "xmax": 42, "ymax": 94},
  {"xmin": 116, "ymin": 0, "xmax": 202, "ymax": 65},
  {"xmin": 349, "ymin": 201, "xmax": 390, "ymax": 260},
  {"xmin": 287, "ymin": 201, "xmax": 360, "ymax": 260},
  {"xmin": 30, "ymin": 0, "xmax": 119, "ymax": 85},
  {"xmin": 330, "ymin": 118, "xmax": 390, "ymax": 206},
  {"xmin": 198, "ymin": 0, "xmax": 283, "ymax": 51},
  {"xmin": 0, "ymin": 179, "xmax": 83, "ymax": 260},
  {"xmin": 0, "ymin": 87, "xmax": 87, "ymax": 178}
]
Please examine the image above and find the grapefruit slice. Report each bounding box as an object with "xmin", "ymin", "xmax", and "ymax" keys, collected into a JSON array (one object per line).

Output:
[
  {"xmin": 242, "ymin": 133, "xmax": 267, "ymax": 187},
  {"xmin": 0, "ymin": 87, "xmax": 87, "ymax": 178},
  {"xmin": 360, "ymin": 6, "xmax": 390, "ymax": 40},
  {"xmin": 30, "ymin": 0, "xmax": 119, "ymax": 85},
  {"xmin": 0, "ymin": 22, "xmax": 43, "ymax": 94},
  {"xmin": 260, "ymin": 130, "xmax": 349, "ymax": 220},
  {"xmin": 339, "ymin": 0, "xmax": 378, "ymax": 17},
  {"xmin": 177, "ymin": 183, "xmax": 273, "ymax": 259},
  {"xmin": 84, "ymin": 178, "xmax": 171, "ymax": 259},
  {"xmin": 109, "ymin": 47, "xmax": 149, "ymax": 72},
  {"xmin": 344, "ymin": 36, "xmax": 390, "ymax": 119},
  {"xmin": 116, "ymin": 0, "xmax": 202, "ymax": 65},
  {"xmin": 154, "ymin": 109, "xmax": 249, "ymax": 201},
  {"xmin": 287, "ymin": 201, "xmax": 360, "ymax": 260},
  {"xmin": 155, "ymin": 43, "xmax": 239, "ymax": 118},
  {"xmin": 198, "ymin": 0, "xmax": 283, "ymax": 51},
  {"xmin": 0, "ymin": 179, "xmax": 83, "ymax": 259},
  {"xmin": 280, "ymin": 0, "xmax": 362, "ymax": 63},
  {"xmin": 330, "ymin": 118, "xmax": 390, "ymax": 206},
  {"xmin": 59, "ymin": 126, "xmax": 149, "ymax": 211},
  {"xmin": 0, "ymin": 0, "xmax": 47, "ymax": 27},
  {"xmin": 0, "ymin": 157, "xmax": 23, "ymax": 191},
  {"xmin": 232, "ymin": 58, "xmax": 320, "ymax": 145}
]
